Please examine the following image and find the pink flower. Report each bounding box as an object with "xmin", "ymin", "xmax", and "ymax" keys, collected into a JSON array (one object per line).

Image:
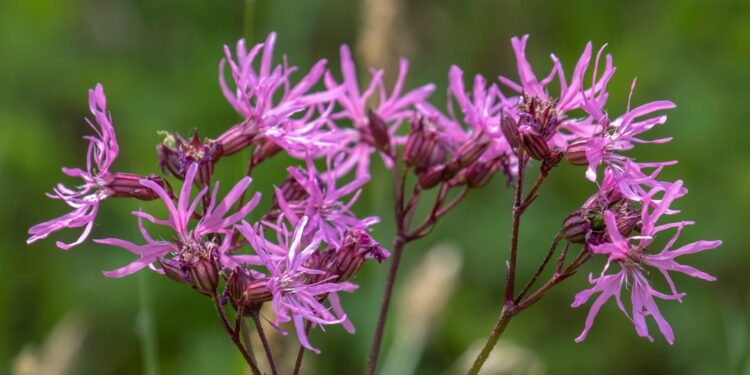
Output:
[
  {"xmin": 95, "ymin": 163, "xmax": 260, "ymax": 277},
  {"xmin": 219, "ymin": 32, "xmax": 345, "ymax": 158},
  {"xmin": 447, "ymin": 65, "xmax": 516, "ymax": 166},
  {"xmin": 573, "ymin": 181, "xmax": 721, "ymax": 344},
  {"xmin": 274, "ymin": 155, "xmax": 379, "ymax": 247},
  {"xmin": 28, "ymin": 84, "xmax": 119, "ymax": 250},
  {"xmin": 581, "ymin": 81, "xmax": 676, "ymax": 182},
  {"xmin": 498, "ymin": 35, "xmax": 616, "ymax": 150},
  {"xmin": 237, "ymin": 217, "xmax": 357, "ymax": 353},
  {"xmin": 324, "ymin": 44, "xmax": 435, "ymax": 177}
]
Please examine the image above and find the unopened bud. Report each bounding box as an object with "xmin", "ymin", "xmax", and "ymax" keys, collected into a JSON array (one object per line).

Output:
[
  {"xmin": 519, "ymin": 125, "xmax": 549, "ymax": 160},
  {"xmin": 226, "ymin": 270, "xmax": 247, "ymax": 304},
  {"xmin": 367, "ymin": 109, "xmax": 391, "ymax": 150},
  {"xmin": 244, "ymin": 279, "xmax": 273, "ymax": 306},
  {"xmin": 216, "ymin": 120, "xmax": 258, "ymax": 156},
  {"xmin": 454, "ymin": 132, "xmax": 491, "ymax": 168},
  {"xmin": 252, "ymin": 139, "xmax": 282, "ymax": 165},
  {"xmin": 103, "ymin": 172, "xmax": 168, "ymax": 200},
  {"xmin": 500, "ymin": 115, "xmax": 520, "ymax": 148},
  {"xmin": 463, "ymin": 160, "xmax": 500, "ymax": 188},
  {"xmin": 565, "ymin": 139, "xmax": 589, "ymax": 166},
  {"xmin": 562, "ymin": 211, "xmax": 590, "ymax": 243},
  {"xmin": 159, "ymin": 258, "xmax": 192, "ymax": 286},
  {"xmin": 189, "ymin": 257, "xmax": 218, "ymax": 296},
  {"xmin": 404, "ymin": 118, "xmax": 444, "ymax": 168},
  {"xmin": 418, "ymin": 166, "xmax": 447, "ymax": 189}
]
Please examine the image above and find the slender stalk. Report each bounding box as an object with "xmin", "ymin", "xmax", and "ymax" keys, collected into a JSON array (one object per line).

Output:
[
  {"xmin": 514, "ymin": 233, "xmax": 563, "ymax": 304},
  {"xmin": 504, "ymin": 152, "xmax": 527, "ymax": 304},
  {"xmin": 292, "ymin": 321, "xmax": 313, "ymax": 375},
  {"xmin": 466, "ymin": 307, "xmax": 515, "ymax": 375},
  {"xmin": 520, "ymin": 172, "xmax": 547, "ymax": 212},
  {"xmin": 211, "ymin": 294, "xmax": 261, "ymax": 375},
  {"xmin": 367, "ymin": 236, "xmax": 406, "ymax": 375},
  {"xmin": 252, "ymin": 313, "xmax": 279, "ymax": 375}
]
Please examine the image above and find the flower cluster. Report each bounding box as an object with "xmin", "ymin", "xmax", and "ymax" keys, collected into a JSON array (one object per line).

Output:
[{"xmin": 28, "ymin": 31, "xmax": 720, "ymax": 361}]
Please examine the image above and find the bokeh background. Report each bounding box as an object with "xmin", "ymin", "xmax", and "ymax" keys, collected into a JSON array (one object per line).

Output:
[{"xmin": 1, "ymin": 0, "xmax": 748, "ymax": 374}]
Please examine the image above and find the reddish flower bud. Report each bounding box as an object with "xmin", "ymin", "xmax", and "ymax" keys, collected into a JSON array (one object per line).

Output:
[
  {"xmin": 367, "ymin": 109, "xmax": 391, "ymax": 150},
  {"xmin": 216, "ymin": 120, "xmax": 258, "ymax": 156},
  {"xmin": 102, "ymin": 172, "xmax": 169, "ymax": 201},
  {"xmin": 562, "ymin": 210, "xmax": 590, "ymax": 243},
  {"xmin": 519, "ymin": 125, "xmax": 550, "ymax": 160},
  {"xmin": 418, "ymin": 166, "xmax": 447, "ymax": 189},
  {"xmin": 189, "ymin": 257, "xmax": 219, "ymax": 296},
  {"xmin": 500, "ymin": 115, "xmax": 520, "ymax": 148},
  {"xmin": 463, "ymin": 159, "xmax": 500, "ymax": 188},
  {"xmin": 454, "ymin": 132, "xmax": 491, "ymax": 168},
  {"xmin": 404, "ymin": 118, "xmax": 444, "ymax": 168},
  {"xmin": 159, "ymin": 258, "xmax": 192, "ymax": 286},
  {"xmin": 226, "ymin": 269, "xmax": 247, "ymax": 304},
  {"xmin": 565, "ymin": 139, "xmax": 589, "ymax": 166},
  {"xmin": 244, "ymin": 279, "xmax": 273, "ymax": 306}
]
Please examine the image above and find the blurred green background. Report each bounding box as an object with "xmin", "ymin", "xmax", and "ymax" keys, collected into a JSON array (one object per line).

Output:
[{"xmin": 1, "ymin": 0, "xmax": 748, "ymax": 374}]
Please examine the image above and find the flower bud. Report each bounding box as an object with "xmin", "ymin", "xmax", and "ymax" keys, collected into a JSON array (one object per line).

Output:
[
  {"xmin": 189, "ymin": 257, "xmax": 219, "ymax": 296},
  {"xmin": 454, "ymin": 132, "xmax": 491, "ymax": 168},
  {"xmin": 226, "ymin": 269, "xmax": 247, "ymax": 304},
  {"xmin": 562, "ymin": 211, "xmax": 590, "ymax": 243},
  {"xmin": 244, "ymin": 279, "xmax": 273, "ymax": 306},
  {"xmin": 159, "ymin": 258, "xmax": 192, "ymax": 286},
  {"xmin": 418, "ymin": 166, "xmax": 447, "ymax": 189},
  {"xmin": 102, "ymin": 172, "xmax": 168, "ymax": 201},
  {"xmin": 519, "ymin": 125, "xmax": 550, "ymax": 160},
  {"xmin": 541, "ymin": 150, "xmax": 563, "ymax": 176},
  {"xmin": 404, "ymin": 118, "xmax": 443, "ymax": 168},
  {"xmin": 565, "ymin": 139, "xmax": 589, "ymax": 166},
  {"xmin": 216, "ymin": 120, "xmax": 258, "ymax": 156},
  {"xmin": 367, "ymin": 109, "xmax": 390, "ymax": 150},
  {"xmin": 500, "ymin": 115, "xmax": 520, "ymax": 148},
  {"xmin": 463, "ymin": 160, "xmax": 500, "ymax": 188}
]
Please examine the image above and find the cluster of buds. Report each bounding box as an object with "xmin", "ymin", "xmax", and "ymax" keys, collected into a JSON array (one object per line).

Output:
[
  {"xmin": 403, "ymin": 116, "xmax": 501, "ymax": 189},
  {"xmin": 501, "ymin": 96, "xmax": 562, "ymax": 163}
]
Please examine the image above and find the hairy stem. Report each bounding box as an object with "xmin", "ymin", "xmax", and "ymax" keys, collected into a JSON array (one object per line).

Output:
[
  {"xmin": 252, "ymin": 313, "xmax": 278, "ymax": 375},
  {"xmin": 505, "ymin": 152, "xmax": 527, "ymax": 304}
]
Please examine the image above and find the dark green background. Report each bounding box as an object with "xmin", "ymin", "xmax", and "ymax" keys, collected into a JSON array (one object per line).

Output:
[{"xmin": 1, "ymin": 0, "xmax": 747, "ymax": 374}]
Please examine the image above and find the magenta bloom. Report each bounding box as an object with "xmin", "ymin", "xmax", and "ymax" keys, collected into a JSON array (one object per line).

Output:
[
  {"xmin": 324, "ymin": 45, "xmax": 435, "ymax": 177},
  {"xmin": 447, "ymin": 65, "xmax": 516, "ymax": 167},
  {"xmin": 274, "ymin": 155, "xmax": 379, "ymax": 247},
  {"xmin": 237, "ymin": 217, "xmax": 357, "ymax": 353},
  {"xmin": 572, "ymin": 181, "xmax": 721, "ymax": 344},
  {"xmin": 220, "ymin": 32, "xmax": 345, "ymax": 157},
  {"xmin": 498, "ymin": 35, "xmax": 616, "ymax": 149},
  {"xmin": 28, "ymin": 84, "xmax": 119, "ymax": 250},
  {"xmin": 581, "ymin": 86, "xmax": 676, "ymax": 180},
  {"xmin": 95, "ymin": 163, "xmax": 260, "ymax": 277}
]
